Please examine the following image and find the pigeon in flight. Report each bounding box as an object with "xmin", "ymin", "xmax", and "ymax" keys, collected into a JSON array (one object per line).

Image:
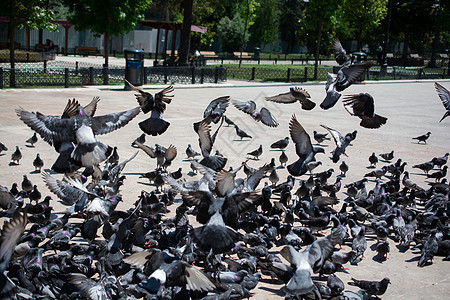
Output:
[
  {"xmin": 434, "ymin": 82, "xmax": 450, "ymax": 122},
  {"xmin": 342, "ymin": 93, "xmax": 387, "ymax": 128},
  {"xmin": 333, "ymin": 38, "xmax": 352, "ymax": 67},
  {"xmin": 16, "ymin": 105, "xmax": 140, "ymax": 168},
  {"xmin": 287, "ymin": 114, "xmax": 324, "ymax": 176},
  {"xmin": 126, "ymin": 79, "xmax": 174, "ymax": 136},
  {"xmin": 232, "ymin": 99, "xmax": 279, "ymax": 127},
  {"xmin": 265, "ymin": 87, "xmax": 316, "ymax": 110},
  {"xmin": 320, "ymin": 124, "xmax": 352, "ymax": 163}
]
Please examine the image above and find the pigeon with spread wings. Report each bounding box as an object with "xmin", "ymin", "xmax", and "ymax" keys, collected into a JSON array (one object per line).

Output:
[
  {"xmin": 434, "ymin": 82, "xmax": 450, "ymax": 122},
  {"xmin": 333, "ymin": 38, "xmax": 352, "ymax": 67},
  {"xmin": 232, "ymin": 99, "xmax": 279, "ymax": 127},
  {"xmin": 265, "ymin": 87, "xmax": 316, "ymax": 110},
  {"xmin": 320, "ymin": 124, "xmax": 352, "ymax": 163},
  {"xmin": 127, "ymin": 79, "xmax": 174, "ymax": 136},
  {"xmin": 287, "ymin": 114, "xmax": 324, "ymax": 177},
  {"xmin": 16, "ymin": 105, "xmax": 140, "ymax": 168},
  {"xmin": 342, "ymin": 93, "xmax": 387, "ymax": 128}
]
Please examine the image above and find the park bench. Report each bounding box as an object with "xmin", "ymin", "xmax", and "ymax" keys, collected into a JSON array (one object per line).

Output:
[
  {"xmin": 75, "ymin": 46, "xmax": 99, "ymax": 56},
  {"xmin": 201, "ymin": 51, "xmax": 218, "ymax": 59},
  {"xmin": 35, "ymin": 44, "xmax": 58, "ymax": 52},
  {"xmin": 233, "ymin": 52, "xmax": 252, "ymax": 59}
]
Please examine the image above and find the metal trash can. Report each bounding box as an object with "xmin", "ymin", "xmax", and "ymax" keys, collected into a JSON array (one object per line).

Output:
[
  {"xmin": 124, "ymin": 49, "xmax": 144, "ymax": 88},
  {"xmin": 254, "ymin": 47, "xmax": 261, "ymax": 60}
]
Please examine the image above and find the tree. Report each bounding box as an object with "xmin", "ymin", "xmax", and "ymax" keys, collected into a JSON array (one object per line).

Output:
[
  {"xmin": 67, "ymin": 0, "xmax": 151, "ymax": 67},
  {"xmin": 1, "ymin": 0, "xmax": 58, "ymax": 71},
  {"xmin": 249, "ymin": 0, "xmax": 280, "ymax": 46},
  {"xmin": 338, "ymin": 0, "xmax": 388, "ymax": 50},
  {"xmin": 217, "ymin": 13, "xmax": 249, "ymax": 53},
  {"xmin": 300, "ymin": 0, "xmax": 340, "ymax": 79},
  {"xmin": 279, "ymin": 0, "xmax": 305, "ymax": 54}
]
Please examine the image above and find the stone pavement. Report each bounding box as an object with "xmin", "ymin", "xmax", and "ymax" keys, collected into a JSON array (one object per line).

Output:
[{"xmin": 0, "ymin": 79, "xmax": 449, "ymax": 299}]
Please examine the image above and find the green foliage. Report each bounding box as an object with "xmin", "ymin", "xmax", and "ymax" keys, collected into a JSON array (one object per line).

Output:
[
  {"xmin": 1, "ymin": 0, "xmax": 58, "ymax": 31},
  {"xmin": 279, "ymin": 0, "xmax": 305, "ymax": 53},
  {"xmin": 249, "ymin": 0, "xmax": 280, "ymax": 45},
  {"xmin": 67, "ymin": 0, "xmax": 152, "ymax": 37},
  {"xmin": 217, "ymin": 13, "xmax": 249, "ymax": 53}
]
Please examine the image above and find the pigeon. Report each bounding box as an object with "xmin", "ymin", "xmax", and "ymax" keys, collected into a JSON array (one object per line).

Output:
[
  {"xmin": 26, "ymin": 132, "xmax": 38, "ymax": 146},
  {"xmin": 186, "ymin": 144, "xmax": 201, "ymax": 159},
  {"xmin": 232, "ymin": 99, "xmax": 279, "ymax": 127},
  {"xmin": 342, "ymin": 93, "xmax": 388, "ymax": 128},
  {"xmin": 134, "ymin": 141, "xmax": 177, "ymax": 170},
  {"xmin": 201, "ymin": 96, "xmax": 230, "ymax": 124},
  {"xmin": 339, "ymin": 160, "xmax": 349, "ymax": 176},
  {"xmin": 10, "ymin": 146, "xmax": 22, "ymax": 165},
  {"xmin": 234, "ymin": 125, "xmax": 252, "ymax": 140},
  {"xmin": 418, "ymin": 233, "xmax": 439, "ymax": 267},
  {"xmin": 0, "ymin": 142, "xmax": 7, "ymax": 154},
  {"xmin": 320, "ymin": 62, "xmax": 372, "ymax": 110},
  {"xmin": 313, "ymin": 131, "xmax": 330, "ymax": 144},
  {"xmin": 16, "ymin": 105, "xmax": 140, "ymax": 168},
  {"xmin": 131, "ymin": 134, "xmax": 145, "ymax": 149},
  {"xmin": 412, "ymin": 161, "xmax": 434, "ymax": 174},
  {"xmin": 402, "ymin": 171, "xmax": 423, "ymax": 191},
  {"xmin": 196, "ymin": 120, "xmax": 227, "ymax": 171},
  {"xmin": 126, "ymin": 79, "xmax": 174, "ymax": 136},
  {"xmin": 33, "ymin": 153, "xmax": 44, "ymax": 172},
  {"xmin": 224, "ymin": 115, "xmax": 235, "ymax": 126},
  {"xmin": 412, "ymin": 132, "xmax": 431, "ymax": 144},
  {"xmin": 369, "ymin": 152, "xmax": 378, "ymax": 167},
  {"xmin": 348, "ymin": 277, "xmax": 391, "ymax": 297},
  {"xmin": 279, "ymin": 151, "xmax": 288, "ymax": 167},
  {"xmin": 271, "ymin": 137, "xmax": 290, "ymax": 150},
  {"xmin": 269, "ymin": 168, "xmax": 280, "ymax": 186},
  {"xmin": 321, "ymin": 124, "xmax": 352, "ymax": 163},
  {"xmin": 332, "ymin": 38, "xmax": 352, "ymax": 67},
  {"xmin": 434, "ymin": 82, "xmax": 450, "ymax": 122},
  {"xmin": 265, "ymin": 87, "xmax": 316, "ymax": 110},
  {"xmin": 287, "ymin": 114, "xmax": 325, "ymax": 176},
  {"xmin": 379, "ymin": 150, "xmax": 394, "ymax": 162},
  {"xmin": 432, "ymin": 153, "xmax": 449, "ymax": 169},
  {"xmin": 247, "ymin": 145, "xmax": 263, "ymax": 160},
  {"xmin": 21, "ymin": 175, "xmax": 33, "ymax": 193},
  {"xmin": 427, "ymin": 165, "xmax": 447, "ymax": 182}
]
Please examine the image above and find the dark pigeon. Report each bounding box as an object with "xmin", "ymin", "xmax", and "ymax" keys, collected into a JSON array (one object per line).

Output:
[
  {"xmin": 232, "ymin": 99, "xmax": 279, "ymax": 127},
  {"xmin": 434, "ymin": 82, "xmax": 450, "ymax": 122},
  {"xmin": 265, "ymin": 87, "xmax": 316, "ymax": 110}
]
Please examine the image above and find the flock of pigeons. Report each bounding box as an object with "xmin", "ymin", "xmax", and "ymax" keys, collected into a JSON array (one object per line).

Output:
[{"xmin": 0, "ymin": 39, "xmax": 449, "ymax": 300}]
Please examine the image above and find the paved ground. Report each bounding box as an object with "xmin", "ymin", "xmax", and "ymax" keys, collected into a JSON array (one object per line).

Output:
[{"xmin": 0, "ymin": 77, "xmax": 449, "ymax": 299}]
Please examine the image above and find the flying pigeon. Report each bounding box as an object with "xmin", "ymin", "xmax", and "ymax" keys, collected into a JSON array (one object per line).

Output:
[
  {"xmin": 265, "ymin": 87, "xmax": 316, "ymax": 110},
  {"xmin": 232, "ymin": 99, "xmax": 279, "ymax": 127},
  {"xmin": 320, "ymin": 124, "xmax": 352, "ymax": 163},
  {"xmin": 342, "ymin": 93, "xmax": 387, "ymax": 128},
  {"xmin": 126, "ymin": 79, "xmax": 174, "ymax": 136},
  {"xmin": 434, "ymin": 82, "xmax": 450, "ymax": 122}
]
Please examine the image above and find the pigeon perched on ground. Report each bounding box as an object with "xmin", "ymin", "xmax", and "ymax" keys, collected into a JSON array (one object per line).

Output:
[
  {"xmin": 348, "ymin": 277, "xmax": 390, "ymax": 297},
  {"xmin": 185, "ymin": 144, "xmax": 201, "ymax": 159},
  {"xmin": 287, "ymin": 115, "xmax": 324, "ymax": 176},
  {"xmin": 432, "ymin": 153, "xmax": 449, "ymax": 169},
  {"xmin": 265, "ymin": 87, "xmax": 316, "ymax": 110},
  {"xmin": 342, "ymin": 93, "xmax": 387, "ymax": 128},
  {"xmin": 234, "ymin": 125, "xmax": 252, "ymax": 140},
  {"xmin": 232, "ymin": 99, "xmax": 279, "ymax": 127},
  {"xmin": 369, "ymin": 152, "xmax": 378, "ymax": 167},
  {"xmin": 379, "ymin": 150, "xmax": 394, "ymax": 162},
  {"xmin": 131, "ymin": 133, "xmax": 146, "ymax": 147},
  {"xmin": 26, "ymin": 132, "xmax": 38, "ymax": 146},
  {"xmin": 427, "ymin": 166, "xmax": 447, "ymax": 182},
  {"xmin": 16, "ymin": 105, "xmax": 140, "ymax": 168},
  {"xmin": 21, "ymin": 175, "xmax": 33, "ymax": 193},
  {"xmin": 412, "ymin": 161, "xmax": 434, "ymax": 174},
  {"xmin": 434, "ymin": 82, "xmax": 450, "ymax": 122},
  {"xmin": 412, "ymin": 132, "xmax": 431, "ymax": 144},
  {"xmin": 33, "ymin": 153, "xmax": 44, "ymax": 172},
  {"xmin": 279, "ymin": 151, "xmax": 288, "ymax": 167},
  {"xmin": 247, "ymin": 145, "xmax": 263, "ymax": 160},
  {"xmin": 271, "ymin": 137, "xmax": 290, "ymax": 150},
  {"xmin": 10, "ymin": 146, "xmax": 22, "ymax": 164},
  {"xmin": 126, "ymin": 79, "xmax": 174, "ymax": 136}
]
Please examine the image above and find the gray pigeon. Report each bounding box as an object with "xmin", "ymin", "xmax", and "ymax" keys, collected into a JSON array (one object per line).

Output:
[
  {"xmin": 348, "ymin": 277, "xmax": 391, "ymax": 297},
  {"xmin": 11, "ymin": 146, "xmax": 22, "ymax": 165},
  {"xmin": 434, "ymin": 82, "xmax": 450, "ymax": 122},
  {"xmin": 0, "ymin": 142, "xmax": 7, "ymax": 154},
  {"xmin": 26, "ymin": 132, "xmax": 38, "ymax": 146},
  {"xmin": 265, "ymin": 87, "xmax": 316, "ymax": 111},
  {"xmin": 232, "ymin": 99, "xmax": 279, "ymax": 127},
  {"xmin": 33, "ymin": 153, "xmax": 44, "ymax": 172},
  {"xmin": 321, "ymin": 124, "xmax": 352, "ymax": 163}
]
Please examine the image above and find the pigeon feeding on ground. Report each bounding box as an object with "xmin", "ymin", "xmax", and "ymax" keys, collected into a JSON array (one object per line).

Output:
[
  {"xmin": 247, "ymin": 145, "xmax": 263, "ymax": 160},
  {"xmin": 434, "ymin": 82, "xmax": 450, "ymax": 122},
  {"xmin": 232, "ymin": 99, "xmax": 279, "ymax": 127},
  {"xmin": 127, "ymin": 79, "xmax": 174, "ymax": 136},
  {"xmin": 265, "ymin": 87, "xmax": 316, "ymax": 110},
  {"xmin": 234, "ymin": 125, "xmax": 252, "ymax": 140}
]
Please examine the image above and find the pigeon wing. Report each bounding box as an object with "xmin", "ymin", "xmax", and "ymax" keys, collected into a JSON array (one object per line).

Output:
[
  {"xmin": 83, "ymin": 96, "xmax": 101, "ymax": 117},
  {"xmin": 197, "ymin": 121, "xmax": 213, "ymax": 157},
  {"xmin": 164, "ymin": 144, "xmax": 177, "ymax": 162},
  {"xmin": 0, "ymin": 212, "xmax": 27, "ymax": 272},
  {"xmin": 259, "ymin": 107, "xmax": 279, "ymax": 127},
  {"xmin": 204, "ymin": 96, "xmax": 230, "ymax": 118},
  {"xmin": 91, "ymin": 106, "xmax": 141, "ymax": 135},
  {"xmin": 342, "ymin": 93, "xmax": 375, "ymax": 118},
  {"xmin": 320, "ymin": 124, "xmax": 344, "ymax": 148},
  {"xmin": 133, "ymin": 141, "xmax": 156, "ymax": 158},
  {"xmin": 360, "ymin": 114, "xmax": 388, "ymax": 129},
  {"xmin": 61, "ymin": 98, "xmax": 80, "ymax": 119},
  {"xmin": 333, "ymin": 38, "xmax": 350, "ymax": 66},
  {"xmin": 232, "ymin": 99, "xmax": 257, "ymax": 114},
  {"xmin": 289, "ymin": 114, "xmax": 313, "ymax": 158},
  {"xmin": 265, "ymin": 91, "xmax": 297, "ymax": 103},
  {"xmin": 435, "ymin": 82, "xmax": 450, "ymax": 110},
  {"xmin": 154, "ymin": 85, "xmax": 174, "ymax": 104}
]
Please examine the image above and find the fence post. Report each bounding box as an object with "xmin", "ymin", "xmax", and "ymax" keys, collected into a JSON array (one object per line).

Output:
[
  {"xmin": 286, "ymin": 68, "xmax": 291, "ymax": 82},
  {"xmin": 258, "ymin": 57, "xmax": 260, "ymax": 65},
  {"xmin": 366, "ymin": 69, "xmax": 370, "ymax": 81},
  {"xmin": 43, "ymin": 60, "xmax": 47, "ymax": 73},
  {"xmin": 75, "ymin": 62, "xmax": 79, "ymax": 76},
  {"xmin": 200, "ymin": 68, "xmax": 204, "ymax": 84},
  {"xmin": 26, "ymin": 53, "xmax": 29, "ymax": 63},
  {"xmin": 103, "ymin": 65, "xmax": 108, "ymax": 85},
  {"xmin": 214, "ymin": 67, "xmax": 219, "ymax": 83},
  {"xmin": 164, "ymin": 68, "xmax": 168, "ymax": 84},
  {"xmin": 304, "ymin": 67, "xmax": 308, "ymax": 82},
  {"xmin": 443, "ymin": 68, "xmax": 446, "ymax": 79},
  {"xmin": 275, "ymin": 58, "xmax": 277, "ymax": 64},
  {"xmin": 64, "ymin": 68, "xmax": 69, "ymax": 88},
  {"xmin": 10, "ymin": 68, "xmax": 16, "ymax": 88},
  {"xmin": 89, "ymin": 67, "xmax": 94, "ymax": 85},
  {"xmin": 251, "ymin": 67, "xmax": 256, "ymax": 80},
  {"xmin": 417, "ymin": 68, "xmax": 422, "ymax": 79},
  {"xmin": 0, "ymin": 68, "xmax": 3, "ymax": 89},
  {"xmin": 393, "ymin": 67, "xmax": 396, "ymax": 80},
  {"xmin": 191, "ymin": 67, "xmax": 196, "ymax": 84},
  {"xmin": 144, "ymin": 67, "xmax": 148, "ymax": 84},
  {"xmin": 291, "ymin": 59, "xmax": 294, "ymax": 65}
]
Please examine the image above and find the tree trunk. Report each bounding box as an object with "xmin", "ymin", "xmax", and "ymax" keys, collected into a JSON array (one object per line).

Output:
[
  {"xmin": 179, "ymin": 0, "xmax": 194, "ymax": 66},
  {"xmin": 104, "ymin": 32, "xmax": 109, "ymax": 67},
  {"xmin": 314, "ymin": 15, "xmax": 323, "ymax": 80},
  {"xmin": 9, "ymin": 0, "xmax": 15, "ymax": 70},
  {"xmin": 429, "ymin": 10, "xmax": 440, "ymax": 68}
]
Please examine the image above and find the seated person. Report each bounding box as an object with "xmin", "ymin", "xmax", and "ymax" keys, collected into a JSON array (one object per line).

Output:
[{"xmin": 44, "ymin": 39, "xmax": 54, "ymax": 52}]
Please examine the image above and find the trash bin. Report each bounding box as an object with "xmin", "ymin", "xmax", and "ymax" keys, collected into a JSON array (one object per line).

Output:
[
  {"xmin": 254, "ymin": 47, "xmax": 261, "ymax": 60},
  {"xmin": 124, "ymin": 49, "xmax": 144, "ymax": 88}
]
